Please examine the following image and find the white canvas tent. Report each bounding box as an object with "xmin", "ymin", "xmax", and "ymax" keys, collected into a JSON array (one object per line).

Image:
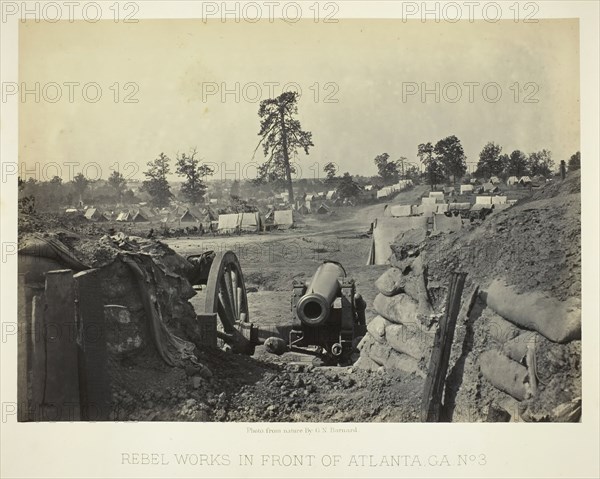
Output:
[
  {"xmin": 84, "ymin": 208, "xmax": 106, "ymax": 221},
  {"xmin": 429, "ymin": 191, "xmax": 445, "ymax": 202},
  {"xmin": 507, "ymin": 176, "xmax": 519, "ymax": 186},
  {"xmin": 384, "ymin": 204, "xmax": 412, "ymax": 217},
  {"xmin": 239, "ymin": 212, "xmax": 263, "ymax": 232},
  {"xmin": 218, "ymin": 213, "xmax": 241, "ymax": 233},
  {"xmin": 367, "ymin": 217, "xmax": 428, "ymax": 265},
  {"xmin": 274, "ymin": 209, "xmax": 294, "ymax": 229},
  {"xmin": 460, "ymin": 184, "xmax": 474, "ymax": 194},
  {"xmin": 519, "ymin": 176, "xmax": 532, "ymax": 185}
]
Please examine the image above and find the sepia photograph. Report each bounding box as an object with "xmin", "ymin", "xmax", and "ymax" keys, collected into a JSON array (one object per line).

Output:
[{"xmin": 1, "ymin": 1, "xmax": 599, "ymax": 478}]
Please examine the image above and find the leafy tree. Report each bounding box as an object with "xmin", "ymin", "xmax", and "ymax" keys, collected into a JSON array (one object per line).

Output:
[
  {"xmin": 230, "ymin": 180, "xmax": 241, "ymax": 198},
  {"xmin": 336, "ymin": 172, "xmax": 361, "ymax": 199},
  {"xmin": 528, "ymin": 149, "xmax": 554, "ymax": 177},
  {"xmin": 404, "ymin": 163, "xmax": 421, "ymax": 182},
  {"xmin": 72, "ymin": 173, "xmax": 89, "ymax": 203},
  {"xmin": 434, "ymin": 135, "xmax": 467, "ymax": 184},
  {"xmin": 396, "ymin": 157, "xmax": 409, "ymax": 178},
  {"xmin": 108, "ymin": 171, "xmax": 127, "ymax": 202},
  {"xmin": 374, "ymin": 153, "xmax": 401, "ymax": 185},
  {"xmin": 142, "ymin": 152, "xmax": 172, "ymax": 207},
  {"xmin": 254, "ymin": 91, "xmax": 314, "ymax": 203},
  {"xmin": 506, "ymin": 150, "xmax": 529, "ymax": 177},
  {"xmin": 123, "ymin": 189, "xmax": 136, "ymax": 204},
  {"xmin": 568, "ymin": 151, "xmax": 580, "ymax": 171},
  {"xmin": 50, "ymin": 175, "xmax": 63, "ymax": 185},
  {"xmin": 175, "ymin": 148, "xmax": 214, "ymax": 205},
  {"xmin": 323, "ymin": 162, "xmax": 337, "ymax": 185},
  {"xmin": 498, "ymin": 153, "xmax": 510, "ymax": 178},
  {"xmin": 475, "ymin": 142, "xmax": 504, "ymax": 179},
  {"xmin": 417, "ymin": 142, "xmax": 444, "ymax": 189}
]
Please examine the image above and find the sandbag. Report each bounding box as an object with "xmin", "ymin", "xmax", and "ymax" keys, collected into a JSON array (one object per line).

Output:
[
  {"xmin": 374, "ymin": 292, "xmax": 419, "ymax": 325},
  {"xmin": 479, "ymin": 350, "xmax": 531, "ymax": 401},
  {"xmin": 366, "ymin": 315, "xmax": 389, "ymax": 343},
  {"xmin": 375, "ymin": 267, "xmax": 406, "ymax": 296},
  {"xmin": 487, "ymin": 312, "xmax": 521, "ymax": 344},
  {"xmin": 502, "ymin": 331, "xmax": 537, "ymax": 363},
  {"xmin": 385, "ymin": 323, "xmax": 432, "ymax": 361},
  {"xmin": 353, "ymin": 354, "xmax": 381, "ymax": 372},
  {"xmin": 386, "ymin": 349, "xmax": 424, "ymax": 376},
  {"xmin": 410, "ymin": 256, "xmax": 434, "ymax": 316},
  {"xmin": 486, "ymin": 279, "xmax": 581, "ymax": 343},
  {"xmin": 363, "ymin": 338, "xmax": 423, "ymax": 376}
]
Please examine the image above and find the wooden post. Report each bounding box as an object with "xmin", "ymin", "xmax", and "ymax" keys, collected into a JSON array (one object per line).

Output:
[
  {"xmin": 17, "ymin": 274, "xmax": 30, "ymax": 422},
  {"xmin": 74, "ymin": 269, "xmax": 110, "ymax": 421},
  {"xmin": 30, "ymin": 294, "xmax": 46, "ymax": 419},
  {"xmin": 197, "ymin": 313, "xmax": 217, "ymax": 348},
  {"xmin": 421, "ymin": 272, "xmax": 467, "ymax": 422},
  {"xmin": 42, "ymin": 270, "xmax": 80, "ymax": 421}
]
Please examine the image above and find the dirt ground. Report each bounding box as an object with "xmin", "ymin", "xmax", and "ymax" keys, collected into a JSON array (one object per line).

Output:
[
  {"xmin": 104, "ymin": 189, "xmax": 431, "ymax": 422},
  {"xmin": 20, "ymin": 178, "xmax": 582, "ymax": 422}
]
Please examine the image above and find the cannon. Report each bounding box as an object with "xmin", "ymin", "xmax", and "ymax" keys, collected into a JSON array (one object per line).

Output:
[{"xmin": 290, "ymin": 261, "xmax": 366, "ymax": 363}]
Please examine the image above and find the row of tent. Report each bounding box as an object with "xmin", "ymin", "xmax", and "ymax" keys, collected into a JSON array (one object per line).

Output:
[
  {"xmin": 83, "ymin": 205, "xmax": 219, "ymax": 224},
  {"xmin": 376, "ymin": 180, "xmax": 414, "ymax": 199},
  {"xmin": 383, "ymin": 196, "xmax": 517, "ymax": 218},
  {"xmin": 305, "ymin": 190, "xmax": 338, "ymax": 202},
  {"xmin": 83, "ymin": 206, "xmax": 299, "ymax": 233},
  {"xmin": 217, "ymin": 209, "xmax": 298, "ymax": 233}
]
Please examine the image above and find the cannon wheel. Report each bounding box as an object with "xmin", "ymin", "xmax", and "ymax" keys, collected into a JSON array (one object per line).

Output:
[{"xmin": 204, "ymin": 250, "xmax": 253, "ymax": 354}]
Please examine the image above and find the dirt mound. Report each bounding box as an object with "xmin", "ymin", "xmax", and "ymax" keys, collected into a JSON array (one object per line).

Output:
[
  {"xmin": 527, "ymin": 171, "xmax": 581, "ymax": 201},
  {"xmin": 385, "ymin": 173, "xmax": 582, "ymax": 421},
  {"xmin": 424, "ymin": 176, "xmax": 581, "ymax": 301}
]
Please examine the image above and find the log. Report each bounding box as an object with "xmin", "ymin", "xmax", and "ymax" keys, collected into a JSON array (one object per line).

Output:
[{"xmin": 421, "ymin": 272, "xmax": 467, "ymax": 422}]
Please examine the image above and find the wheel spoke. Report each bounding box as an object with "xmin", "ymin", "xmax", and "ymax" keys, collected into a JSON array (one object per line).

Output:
[
  {"xmin": 236, "ymin": 286, "xmax": 243, "ymax": 319},
  {"xmin": 221, "ymin": 270, "xmax": 236, "ymax": 320},
  {"xmin": 218, "ymin": 291, "xmax": 236, "ymax": 331},
  {"xmin": 231, "ymin": 269, "xmax": 239, "ymax": 318}
]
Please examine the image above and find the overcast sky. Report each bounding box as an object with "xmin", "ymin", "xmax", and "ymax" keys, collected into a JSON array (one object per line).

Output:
[{"xmin": 19, "ymin": 19, "xmax": 579, "ymax": 182}]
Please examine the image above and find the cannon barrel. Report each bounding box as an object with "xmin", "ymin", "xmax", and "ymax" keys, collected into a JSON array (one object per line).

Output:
[{"xmin": 296, "ymin": 261, "xmax": 345, "ymax": 326}]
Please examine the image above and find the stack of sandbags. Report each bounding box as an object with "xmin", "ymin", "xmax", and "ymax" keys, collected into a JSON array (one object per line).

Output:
[
  {"xmin": 475, "ymin": 280, "xmax": 582, "ymax": 421},
  {"xmin": 355, "ymin": 256, "xmax": 435, "ymax": 376}
]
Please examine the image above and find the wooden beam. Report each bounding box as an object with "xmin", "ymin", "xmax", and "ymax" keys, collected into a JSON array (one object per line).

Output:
[
  {"xmin": 75, "ymin": 269, "xmax": 110, "ymax": 421},
  {"xmin": 17, "ymin": 274, "xmax": 30, "ymax": 422},
  {"xmin": 42, "ymin": 270, "xmax": 80, "ymax": 421},
  {"xmin": 421, "ymin": 272, "xmax": 467, "ymax": 422}
]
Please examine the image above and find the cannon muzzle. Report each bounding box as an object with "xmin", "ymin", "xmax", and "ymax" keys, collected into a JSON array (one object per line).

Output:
[{"xmin": 296, "ymin": 261, "xmax": 345, "ymax": 326}]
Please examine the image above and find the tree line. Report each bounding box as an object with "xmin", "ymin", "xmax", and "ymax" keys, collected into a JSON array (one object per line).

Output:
[{"xmin": 371, "ymin": 136, "xmax": 581, "ymax": 190}]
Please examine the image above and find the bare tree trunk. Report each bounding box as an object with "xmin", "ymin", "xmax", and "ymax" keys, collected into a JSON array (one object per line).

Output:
[{"xmin": 278, "ymin": 106, "xmax": 294, "ymax": 204}]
